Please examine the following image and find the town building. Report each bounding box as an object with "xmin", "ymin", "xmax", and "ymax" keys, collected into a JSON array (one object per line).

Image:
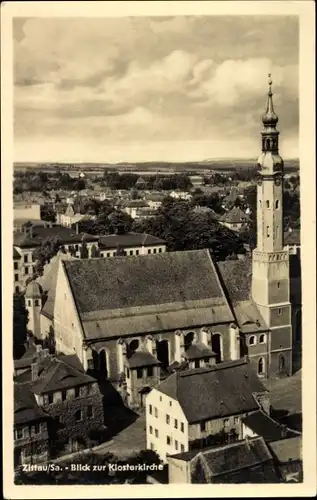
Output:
[
  {"xmin": 13, "ymin": 248, "xmax": 22, "ymax": 293},
  {"xmin": 98, "ymin": 233, "xmax": 166, "ymax": 257},
  {"xmin": 14, "ymin": 202, "xmax": 41, "ymax": 222},
  {"xmin": 134, "ymin": 207, "xmax": 159, "ymax": 220},
  {"xmin": 219, "ymin": 206, "xmax": 249, "ymax": 232},
  {"xmin": 14, "ymin": 344, "xmax": 105, "ymax": 459},
  {"xmin": 189, "ymin": 175, "xmax": 204, "ymax": 188},
  {"xmin": 58, "ymin": 204, "xmax": 96, "ymax": 228},
  {"xmin": 122, "ymin": 199, "xmax": 150, "ymax": 218},
  {"xmin": 169, "ymin": 190, "xmax": 192, "ymax": 201},
  {"xmin": 14, "ymin": 383, "xmax": 50, "ymax": 468},
  {"xmin": 145, "ymin": 358, "xmax": 269, "ymax": 462},
  {"xmin": 167, "ymin": 436, "xmax": 280, "ymax": 483},
  {"xmin": 13, "ymin": 225, "xmax": 99, "ymax": 289},
  {"xmin": 143, "ymin": 193, "xmax": 165, "ymax": 210}
]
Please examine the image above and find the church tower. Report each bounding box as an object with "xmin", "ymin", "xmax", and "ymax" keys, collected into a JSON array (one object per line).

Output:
[{"xmin": 251, "ymin": 75, "xmax": 292, "ymax": 377}]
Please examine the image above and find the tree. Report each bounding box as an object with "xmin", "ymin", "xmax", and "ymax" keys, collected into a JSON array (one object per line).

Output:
[
  {"xmin": 91, "ymin": 244, "xmax": 100, "ymax": 258},
  {"xmin": 80, "ymin": 240, "xmax": 89, "ymax": 259},
  {"xmin": 33, "ymin": 236, "xmax": 61, "ymax": 276},
  {"xmin": 108, "ymin": 210, "xmax": 132, "ymax": 234},
  {"xmin": 114, "ymin": 244, "xmax": 125, "ymax": 256},
  {"xmin": 13, "ymin": 292, "xmax": 29, "ymax": 358},
  {"xmin": 40, "ymin": 204, "xmax": 56, "ymax": 223}
]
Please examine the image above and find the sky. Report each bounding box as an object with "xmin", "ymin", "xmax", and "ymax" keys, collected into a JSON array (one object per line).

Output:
[{"xmin": 13, "ymin": 16, "xmax": 299, "ymax": 163}]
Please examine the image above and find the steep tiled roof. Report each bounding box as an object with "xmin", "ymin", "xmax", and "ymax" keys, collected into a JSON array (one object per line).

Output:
[
  {"xmin": 233, "ymin": 301, "xmax": 268, "ymax": 332},
  {"xmin": 13, "ymin": 247, "xmax": 21, "ymax": 259},
  {"xmin": 64, "ymin": 249, "xmax": 229, "ymax": 314},
  {"xmin": 14, "ymin": 226, "xmax": 98, "ymax": 248},
  {"xmin": 268, "ymin": 436, "xmax": 302, "ymax": 463},
  {"xmin": 14, "ymin": 384, "xmax": 48, "ymax": 425},
  {"xmin": 216, "ymin": 258, "xmax": 252, "ymax": 303},
  {"xmin": 156, "ymin": 359, "xmax": 266, "ymax": 423},
  {"xmin": 30, "ymin": 354, "xmax": 96, "ymax": 394},
  {"xmin": 242, "ymin": 410, "xmax": 298, "ymax": 442},
  {"xmin": 184, "ymin": 343, "xmax": 216, "ymax": 360},
  {"xmin": 220, "ymin": 206, "xmax": 248, "ymax": 224},
  {"xmin": 125, "ymin": 349, "xmax": 161, "ymax": 368},
  {"xmin": 284, "ymin": 229, "xmax": 300, "ymax": 246},
  {"xmin": 99, "ymin": 232, "xmax": 165, "ymax": 249},
  {"xmin": 38, "ymin": 252, "xmax": 77, "ymax": 319}
]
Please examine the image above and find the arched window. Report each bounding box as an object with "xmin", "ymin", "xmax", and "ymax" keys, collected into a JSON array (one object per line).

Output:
[
  {"xmin": 275, "ymin": 200, "xmax": 279, "ymax": 209},
  {"xmin": 278, "ymin": 354, "xmax": 286, "ymax": 373},
  {"xmin": 129, "ymin": 339, "xmax": 139, "ymax": 352},
  {"xmin": 266, "ymin": 226, "xmax": 270, "ymax": 237},
  {"xmin": 259, "ymin": 334, "xmax": 266, "ymax": 344},
  {"xmin": 258, "ymin": 357, "xmax": 265, "ymax": 374},
  {"xmin": 249, "ymin": 336, "xmax": 256, "ymax": 346},
  {"xmin": 266, "ymin": 200, "xmax": 270, "ymax": 208},
  {"xmin": 259, "ymin": 200, "xmax": 262, "ymax": 208}
]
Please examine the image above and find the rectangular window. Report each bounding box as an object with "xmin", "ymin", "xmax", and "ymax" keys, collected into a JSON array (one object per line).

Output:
[
  {"xmin": 155, "ymin": 429, "xmax": 159, "ymax": 438},
  {"xmin": 87, "ymin": 406, "xmax": 93, "ymax": 418},
  {"xmin": 75, "ymin": 387, "xmax": 80, "ymax": 398},
  {"xmin": 174, "ymin": 419, "xmax": 178, "ymax": 429},
  {"xmin": 148, "ymin": 249, "xmax": 151, "ymax": 254},
  {"xmin": 169, "ymin": 401, "xmax": 172, "ymax": 407},
  {"xmin": 149, "ymin": 426, "xmax": 153, "ymax": 434},
  {"xmin": 61, "ymin": 390, "xmax": 67, "ymax": 401},
  {"xmin": 136, "ymin": 249, "xmax": 139, "ymax": 255},
  {"xmin": 147, "ymin": 366, "xmax": 153, "ymax": 377},
  {"xmin": 154, "ymin": 407, "xmax": 158, "ymax": 418},
  {"xmin": 14, "ymin": 274, "xmax": 19, "ymax": 282},
  {"xmin": 149, "ymin": 404, "xmax": 152, "ymax": 415},
  {"xmin": 278, "ymin": 308, "xmax": 282, "ymax": 315},
  {"xmin": 166, "ymin": 436, "xmax": 171, "ymax": 446},
  {"xmin": 123, "ymin": 251, "xmax": 127, "ymax": 256},
  {"xmin": 195, "ymin": 360, "xmax": 200, "ymax": 368},
  {"xmin": 126, "ymin": 368, "xmax": 130, "ymax": 379},
  {"xmin": 14, "ymin": 262, "xmax": 18, "ymax": 270},
  {"xmin": 129, "ymin": 250, "xmax": 133, "ymax": 256},
  {"xmin": 33, "ymin": 424, "xmax": 40, "ymax": 434},
  {"xmin": 24, "ymin": 267, "xmax": 29, "ymax": 275},
  {"xmin": 137, "ymin": 368, "xmax": 143, "ymax": 379},
  {"xmin": 166, "ymin": 414, "xmax": 170, "ymax": 425},
  {"xmin": 200, "ymin": 421, "xmax": 206, "ymax": 432},
  {"xmin": 48, "ymin": 393, "xmax": 53, "ymax": 404},
  {"xmin": 33, "ymin": 266, "xmax": 36, "ymax": 274},
  {"xmin": 107, "ymin": 252, "xmax": 110, "ymax": 257},
  {"xmin": 24, "ymin": 255, "xmax": 28, "ymax": 263},
  {"xmin": 175, "ymin": 440, "xmax": 178, "ymax": 450},
  {"xmin": 159, "ymin": 248, "xmax": 162, "ymax": 253},
  {"xmin": 181, "ymin": 422, "xmax": 184, "ymax": 433},
  {"xmin": 75, "ymin": 245, "xmax": 78, "ymax": 251},
  {"xmin": 153, "ymin": 248, "xmax": 157, "ymax": 254},
  {"xmin": 75, "ymin": 410, "xmax": 82, "ymax": 421},
  {"xmin": 181, "ymin": 444, "xmax": 185, "ymax": 452}
]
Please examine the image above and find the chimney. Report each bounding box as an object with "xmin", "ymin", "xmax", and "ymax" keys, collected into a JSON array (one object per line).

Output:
[{"xmin": 31, "ymin": 362, "xmax": 38, "ymax": 381}]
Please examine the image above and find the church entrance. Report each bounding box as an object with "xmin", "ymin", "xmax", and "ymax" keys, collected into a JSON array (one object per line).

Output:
[
  {"xmin": 211, "ymin": 334, "xmax": 222, "ymax": 363},
  {"xmin": 156, "ymin": 340, "xmax": 169, "ymax": 369}
]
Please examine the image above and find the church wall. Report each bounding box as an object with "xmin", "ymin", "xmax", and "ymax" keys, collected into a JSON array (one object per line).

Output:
[
  {"xmin": 270, "ymin": 326, "xmax": 292, "ymax": 351},
  {"xmin": 54, "ymin": 262, "xmax": 85, "ymax": 363},
  {"xmin": 270, "ymin": 349, "xmax": 292, "ymax": 377},
  {"xmin": 269, "ymin": 306, "xmax": 291, "ymax": 328},
  {"xmin": 40, "ymin": 314, "xmax": 53, "ymax": 340}
]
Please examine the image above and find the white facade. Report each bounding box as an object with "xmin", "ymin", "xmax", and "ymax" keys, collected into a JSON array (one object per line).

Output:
[
  {"xmin": 99, "ymin": 244, "xmax": 166, "ymax": 258},
  {"xmin": 14, "ymin": 203, "xmax": 41, "ymax": 221},
  {"xmin": 145, "ymin": 388, "xmax": 189, "ymax": 462}
]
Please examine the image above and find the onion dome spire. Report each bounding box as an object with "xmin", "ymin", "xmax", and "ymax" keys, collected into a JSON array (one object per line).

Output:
[{"xmin": 262, "ymin": 74, "xmax": 278, "ymax": 127}]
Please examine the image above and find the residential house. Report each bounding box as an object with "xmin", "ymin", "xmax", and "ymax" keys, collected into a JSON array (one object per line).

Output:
[
  {"xmin": 14, "ymin": 345, "xmax": 105, "ymax": 457},
  {"xmin": 14, "ymin": 383, "xmax": 50, "ymax": 468},
  {"xmin": 145, "ymin": 358, "xmax": 269, "ymax": 462},
  {"xmin": 144, "ymin": 193, "xmax": 165, "ymax": 210},
  {"xmin": 122, "ymin": 200, "xmax": 150, "ymax": 218},
  {"xmin": 168, "ymin": 436, "xmax": 280, "ymax": 483},
  {"xmin": 13, "ymin": 248, "xmax": 22, "ymax": 293},
  {"xmin": 13, "ymin": 225, "xmax": 99, "ymax": 289},
  {"xmin": 219, "ymin": 206, "xmax": 249, "ymax": 232},
  {"xmin": 169, "ymin": 191, "xmax": 192, "ymax": 201},
  {"xmin": 98, "ymin": 232, "xmax": 166, "ymax": 258},
  {"xmin": 59, "ymin": 204, "xmax": 96, "ymax": 228}
]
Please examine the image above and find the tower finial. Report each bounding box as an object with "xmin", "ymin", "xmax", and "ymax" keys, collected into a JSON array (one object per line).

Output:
[{"xmin": 262, "ymin": 73, "xmax": 278, "ymax": 127}]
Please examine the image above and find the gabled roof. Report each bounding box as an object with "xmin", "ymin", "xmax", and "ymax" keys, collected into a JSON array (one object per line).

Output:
[
  {"xmin": 220, "ymin": 206, "xmax": 248, "ymax": 224},
  {"xmin": 99, "ymin": 232, "xmax": 165, "ymax": 249},
  {"xmin": 13, "ymin": 247, "xmax": 21, "ymax": 259},
  {"xmin": 284, "ymin": 229, "xmax": 300, "ymax": 246},
  {"xmin": 242, "ymin": 410, "xmax": 298, "ymax": 442},
  {"xmin": 124, "ymin": 200, "xmax": 149, "ymax": 208},
  {"xmin": 14, "ymin": 225, "xmax": 98, "ymax": 248},
  {"xmin": 156, "ymin": 359, "xmax": 266, "ymax": 423},
  {"xmin": 233, "ymin": 300, "xmax": 268, "ymax": 333},
  {"xmin": 184, "ymin": 343, "xmax": 216, "ymax": 360},
  {"xmin": 125, "ymin": 349, "xmax": 161, "ymax": 368},
  {"xmin": 30, "ymin": 354, "xmax": 96, "ymax": 394},
  {"xmin": 63, "ymin": 249, "xmax": 234, "ymax": 339},
  {"xmin": 38, "ymin": 251, "xmax": 77, "ymax": 319},
  {"xmin": 14, "ymin": 384, "xmax": 48, "ymax": 425}
]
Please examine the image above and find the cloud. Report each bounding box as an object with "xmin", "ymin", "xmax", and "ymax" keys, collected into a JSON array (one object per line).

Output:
[{"xmin": 13, "ymin": 16, "xmax": 299, "ymax": 161}]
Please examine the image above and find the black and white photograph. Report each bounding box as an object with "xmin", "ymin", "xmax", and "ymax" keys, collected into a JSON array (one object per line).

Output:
[{"xmin": 2, "ymin": 1, "xmax": 316, "ymax": 497}]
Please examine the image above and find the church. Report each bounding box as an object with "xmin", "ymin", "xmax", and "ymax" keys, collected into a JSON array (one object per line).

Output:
[{"xmin": 24, "ymin": 77, "xmax": 301, "ymax": 410}]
